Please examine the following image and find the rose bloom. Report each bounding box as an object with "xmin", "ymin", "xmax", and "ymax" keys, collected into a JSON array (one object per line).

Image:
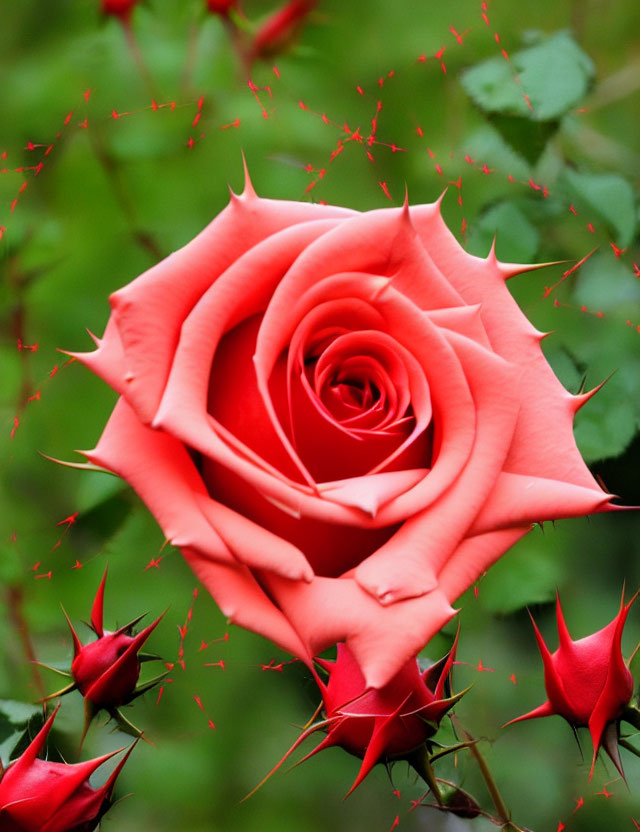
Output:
[{"xmin": 74, "ymin": 169, "xmax": 612, "ymax": 688}]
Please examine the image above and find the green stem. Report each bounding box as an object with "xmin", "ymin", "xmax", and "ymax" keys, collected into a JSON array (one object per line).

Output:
[
  {"xmin": 6, "ymin": 585, "xmax": 46, "ymax": 701},
  {"xmin": 406, "ymin": 746, "xmax": 442, "ymax": 804},
  {"xmin": 450, "ymin": 715, "xmax": 522, "ymax": 831},
  {"xmin": 89, "ymin": 129, "xmax": 164, "ymax": 264}
]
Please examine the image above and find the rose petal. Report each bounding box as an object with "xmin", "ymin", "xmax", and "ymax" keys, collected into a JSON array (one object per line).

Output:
[
  {"xmin": 318, "ymin": 469, "xmax": 428, "ymax": 516},
  {"xmin": 425, "ymin": 305, "xmax": 492, "ymax": 349},
  {"xmin": 436, "ymin": 526, "xmax": 532, "ymax": 601},
  {"xmin": 111, "ymin": 191, "xmax": 355, "ymax": 423},
  {"xmin": 69, "ymin": 316, "xmax": 127, "ymax": 396},
  {"xmin": 86, "ymin": 398, "xmax": 234, "ymax": 564},
  {"xmin": 261, "ymin": 571, "xmax": 457, "ymax": 688},
  {"xmin": 195, "ymin": 495, "xmax": 313, "ymax": 582},
  {"xmin": 202, "ymin": 456, "xmax": 400, "ymax": 576},
  {"xmin": 354, "ymin": 330, "xmax": 521, "ymax": 603},
  {"xmin": 182, "ymin": 547, "xmax": 312, "ymax": 663},
  {"xmin": 410, "ymin": 203, "xmax": 605, "ymax": 493},
  {"xmin": 469, "ymin": 471, "xmax": 613, "ymax": 534},
  {"xmin": 255, "ymin": 272, "xmax": 476, "ymax": 525},
  {"xmin": 153, "ymin": 219, "xmax": 347, "ymax": 485},
  {"xmin": 87, "ymin": 397, "xmax": 314, "ymax": 581}
]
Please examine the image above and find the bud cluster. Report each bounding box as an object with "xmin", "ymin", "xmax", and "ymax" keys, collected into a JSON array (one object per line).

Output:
[{"xmin": 0, "ymin": 569, "xmax": 164, "ymax": 831}]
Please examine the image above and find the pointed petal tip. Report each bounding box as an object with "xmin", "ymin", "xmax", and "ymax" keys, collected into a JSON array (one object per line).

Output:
[
  {"xmin": 434, "ymin": 188, "xmax": 447, "ymax": 209},
  {"xmin": 625, "ymin": 588, "xmax": 640, "ymax": 612},
  {"xmin": 342, "ymin": 756, "xmax": 375, "ymax": 799},
  {"xmin": 60, "ymin": 605, "xmax": 83, "ymax": 658},
  {"xmin": 534, "ymin": 328, "xmax": 553, "ymax": 342},
  {"xmin": 228, "ymin": 154, "xmax": 257, "ymax": 202},
  {"xmin": 91, "ymin": 568, "xmax": 109, "ymax": 637},
  {"xmin": 103, "ymin": 737, "xmax": 139, "ymax": 795},
  {"xmin": 241, "ymin": 151, "xmax": 257, "ymax": 199},
  {"xmin": 503, "ymin": 700, "xmax": 555, "ymax": 728},
  {"xmin": 402, "ymin": 183, "xmax": 410, "ymax": 210},
  {"xmin": 486, "ymin": 235, "xmax": 498, "ymax": 265},
  {"xmin": 498, "ymin": 259, "xmax": 568, "ymax": 280},
  {"xmin": 85, "ymin": 328, "xmax": 101, "ymax": 347},
  {"xmin": 38, "ymin": 451, "xmax": 111, "ymax": 474},
  {"xmin": 571, "ymin": 372, "xmax": 616, "ymax": 411},
  {"xmin": 17, "ymin": 704, "xmax": 61, "ymax": 768}
]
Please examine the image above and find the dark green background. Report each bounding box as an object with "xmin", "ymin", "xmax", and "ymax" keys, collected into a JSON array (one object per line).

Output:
[{"xmin": 1, "ymin": 1, "xmax": 639, "ymax": 829}]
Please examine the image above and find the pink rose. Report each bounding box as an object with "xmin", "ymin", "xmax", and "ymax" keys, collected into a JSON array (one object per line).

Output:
[{"xmin": 74, "ymin": 168, "xmax": 611, "ymax": 688}]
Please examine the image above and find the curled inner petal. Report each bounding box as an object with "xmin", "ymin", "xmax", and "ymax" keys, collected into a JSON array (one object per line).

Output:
[{"xmin": 204, "ymin": 295, "xmax": 437, "ymax": 576}]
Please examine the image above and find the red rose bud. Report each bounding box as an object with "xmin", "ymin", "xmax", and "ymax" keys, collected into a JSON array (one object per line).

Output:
[
  {"xmin": 249, "ymin": 634, "xmax": 464, "ymax": 798},
  {"xmin": 507, "ymin": 591, "xmax": 637, "ymax": 779},
  {"xmin": 101, "ymin": 0, "xmax": 138, "ymax": 19},
  {"xmin": 206, "ymin": 0, "xmax": 237, "ymax": 16},
  {"xmin": 42, "ymin": 569, "xmax": 165, "ymax": 743},
  {"xmin": 0, "ymin": 705, "xmax": 135, "ymax": 832},
  {"xmin": 250, "ymin": 0, "xmax": 316, "ymax": 61}
]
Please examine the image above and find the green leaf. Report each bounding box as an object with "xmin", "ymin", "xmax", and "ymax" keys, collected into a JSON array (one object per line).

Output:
[
  {"xmin": 461, "ymin": 31, "xmax": 594, "ymax": 121},
  {"xmin": 558, "ymin": 252, "xmax": 640, "ymax": 461},
  {"xmin": 0, "ymin": 701, "xmax": 43, "ymax": 765},
  {"xmin": 477, "ymin": 527, "xmax": 567, "ymax": 614},
  {"xmin": 489, "ymin": 114, "xmax": 558, "ymax": 165},
  {"xmin": 573, "ymin": 250, "xmax": 640, "ymax": 312},
  {"xmin": 462, "ymin": 126, "xmax": 531, "ymax": 179},
  {"xmin": 573, "ymin": 377, "xmax": 638, "ymax": 462},
  {"xmin": 558, "ymin": 168, "xmax": 637, "ymax": 247},
  {"xmin": 0, "ymin": 700, "xmax": 42, "ymax": 725}
]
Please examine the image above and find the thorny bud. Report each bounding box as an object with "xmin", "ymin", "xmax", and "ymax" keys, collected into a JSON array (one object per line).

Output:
[
  {"xmin": 41, "ymin": 568, "xmax": 166, "ymax": 744},
  {"xmin": 249, "ymin": 0, "xmax": 316, "ymax": 62},
  {"xmin": 246, "ymin": 632, "xmax": 465, "ymax": 799},
  {"xmin": 101, "ymin": 0, "xmax": 138, "ymax": 20},
  {"xmin": 0, "ymin": 705, "xmax": 135, "ymax": 832},
  {"xmin": 506, "ymin": 590, "xmax": 638, "ymax": 779},
  {"xmin": 206, "ymin": 0, "xmax": 237, "ymax": 16}
]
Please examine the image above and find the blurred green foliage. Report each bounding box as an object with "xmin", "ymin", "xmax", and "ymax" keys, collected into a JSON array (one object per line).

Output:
[{"xmin": 1, "ymin": 0, "xmax": 639, "ymax": 830}]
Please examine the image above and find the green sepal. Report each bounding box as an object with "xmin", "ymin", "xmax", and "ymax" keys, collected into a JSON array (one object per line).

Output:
[
  {"xmin": 108, "ymin": 707, "xmax": 153, "ymax": 744},
  {"xmin": 429, "ymin": 739, "xmax": 478, "ymax": 764},
  {"xmin": 406, "ymin": 746, "xmax": 442, "ymax": 804},
  {"xmin": 129, "ymin": 669, "xmax": 171, "ymax": 702},
  {"xmin": 117, "ymin": 612, "xmax": 148, "ymax": 636},
  {"xmin": 138, "ymin": 652, "xmax": 163, "ymax": 663},
  {"xmin": 32, "ymin": 661, "xmax": 73, "ymax": 679},
  {"xmin": 40, "ymin": 682, "xmax": 78, "ymax": 703},
  {"xmin": 79, "ymin": 697, "xmax": 100, "ymax": 751}
]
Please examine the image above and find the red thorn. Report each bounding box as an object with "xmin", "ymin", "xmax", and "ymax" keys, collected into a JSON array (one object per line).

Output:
[{"xmin": 91, "ymin": 567, "xmax": 108, "ymax": 636}]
